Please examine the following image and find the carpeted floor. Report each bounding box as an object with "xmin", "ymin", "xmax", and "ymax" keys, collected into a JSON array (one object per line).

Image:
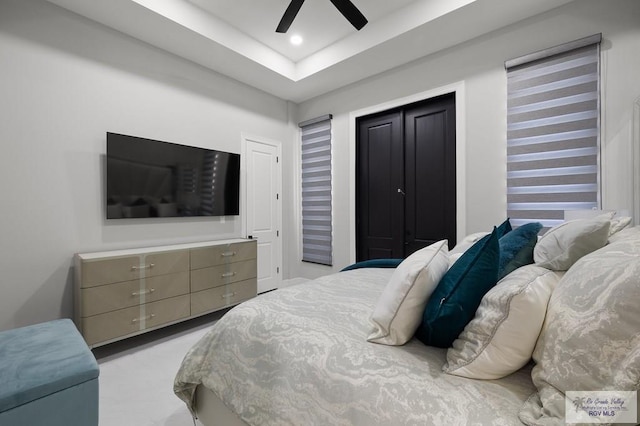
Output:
[{"xmin": 93, "ymin": 311, "xmax": 226, "ymax": 426}]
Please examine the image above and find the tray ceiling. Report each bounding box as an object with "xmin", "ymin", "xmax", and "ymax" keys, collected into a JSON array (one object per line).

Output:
[{"xmin": 45, "ymin": 0, "xmax": 575, "ymax": 102}]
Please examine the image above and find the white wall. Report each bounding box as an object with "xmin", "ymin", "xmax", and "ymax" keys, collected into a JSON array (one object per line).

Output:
[
  {"xmin": 0, "ymin": 0, "xmax": 292, "ymax": 330},
  {"xmin": 292, "ymin": 0, "xmax": 640, "ymax": 279}
]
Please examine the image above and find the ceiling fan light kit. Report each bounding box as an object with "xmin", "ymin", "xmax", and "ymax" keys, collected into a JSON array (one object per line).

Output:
[{"xmin": 276, "ymin": 0, "xmax": 368, "ymax": 33}]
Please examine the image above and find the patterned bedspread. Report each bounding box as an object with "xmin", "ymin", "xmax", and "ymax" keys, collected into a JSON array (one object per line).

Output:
[{"xmin": 174, "ymin": 269, "xmax": 535, "ymax": 425}]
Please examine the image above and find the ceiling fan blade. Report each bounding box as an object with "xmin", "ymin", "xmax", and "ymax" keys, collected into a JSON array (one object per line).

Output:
[
  {"xmin": 276, "ymin": 0, "xmax": 305, "ymax": 33},
  {"xmin": 329, "ymin": 0, "xmax": 368, "ymax": 30}
]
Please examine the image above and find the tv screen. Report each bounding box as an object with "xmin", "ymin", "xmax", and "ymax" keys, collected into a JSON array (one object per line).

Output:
[{"xmin": 106, "ymin": 132, "xmax": 240, "ymax": 219}]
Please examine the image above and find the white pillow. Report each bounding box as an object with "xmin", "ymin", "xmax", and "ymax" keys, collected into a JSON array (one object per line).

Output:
[
  {"xmin": 443, "ymin": 265, "xmax": 563, "ymax": 379},
  {"xmin": 534, "ymin": 213, "xmax": 611, "ymax": 271},
  {"xmin": 367, "ymin": 240, "xmax": 449, "ymax": 345}
]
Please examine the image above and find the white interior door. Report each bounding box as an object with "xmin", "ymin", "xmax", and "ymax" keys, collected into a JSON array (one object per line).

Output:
[{"xmin": 246, "ymin": 138, "xmax": 281, "ymax": 293}]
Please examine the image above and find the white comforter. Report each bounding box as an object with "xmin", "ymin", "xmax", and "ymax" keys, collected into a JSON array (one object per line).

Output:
[{"xmin": 174, "ymin": 268, "xmax": 535, "ymax": 425}]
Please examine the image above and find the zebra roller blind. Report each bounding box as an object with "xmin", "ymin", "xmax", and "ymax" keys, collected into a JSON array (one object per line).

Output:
[
  {"xmin": 300, "ymin": 114, "xmax": 333, "ymax": 265},
  {"xmin": 505, "ymin": 34, "xmax": 601, "ymax": 229}
]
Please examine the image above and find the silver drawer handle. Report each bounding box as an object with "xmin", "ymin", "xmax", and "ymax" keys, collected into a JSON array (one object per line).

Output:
[
  {"xmin": 221, "ymin": 251, "xmax": 236, "ymax": 257},
  {"xmin": 131, "ymin": 263, "xmax": 155, "ymax": 271},
  {"xmin": 221, "ymin": 272, "xmax": 236, "ymax": 278},
  {"xmin": 221, "ymin": 292, "xmax": 236, "ymax": 299},
  {"xmin": 132, "ymin": 288, "xmax": 155, "ymax": 296},
  {"xmin": 132, "ymin": 313, "xmax": 155, "ymax": 323}
]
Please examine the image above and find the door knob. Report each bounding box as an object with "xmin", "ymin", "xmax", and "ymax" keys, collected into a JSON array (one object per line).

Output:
[{"xmin": 397, "ymin": 188, "xmax": 405, "ymax": 196}]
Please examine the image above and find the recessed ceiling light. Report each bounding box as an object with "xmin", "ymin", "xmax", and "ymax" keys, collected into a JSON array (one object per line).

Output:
[{"xmin": 290, "ymin": 35, "xmax": 303, "ymax": 46}]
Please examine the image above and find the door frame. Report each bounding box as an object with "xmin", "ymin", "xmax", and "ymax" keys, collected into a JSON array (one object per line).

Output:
[
  {"xmin": 348, "ymin": 81, "xmax": 467, "ymax": 264},
  {"xmin": 241, "ymin": 133, "xmax": 283, "ymax": 288}
]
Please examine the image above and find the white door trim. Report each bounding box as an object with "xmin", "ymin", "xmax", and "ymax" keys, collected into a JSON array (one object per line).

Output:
[{"xmin": 241, "ymin": 133, "xmax": 283, "ymax": 289}]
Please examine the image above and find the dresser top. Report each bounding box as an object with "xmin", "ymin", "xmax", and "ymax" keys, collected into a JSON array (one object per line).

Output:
[{"xmin": 76, "ymin": 238, "xmax": 254, "ymax": 260}]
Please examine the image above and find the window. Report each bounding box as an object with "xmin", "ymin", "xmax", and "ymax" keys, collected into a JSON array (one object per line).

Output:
[
  {"xmin": 299, "ymin": 114, "xmax": 333, "ymax": 265},
  {"xmin": 505, "ymin": 34, "xmax": 601, "ymax": 229}
]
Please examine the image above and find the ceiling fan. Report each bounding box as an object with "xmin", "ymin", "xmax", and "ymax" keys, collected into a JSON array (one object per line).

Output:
[{"xmin": 276, "ymin": 0, "xmax": 368, "ymax": 33}]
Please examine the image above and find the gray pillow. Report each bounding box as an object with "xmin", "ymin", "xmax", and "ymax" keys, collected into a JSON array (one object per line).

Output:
[
  {"xmin": 519, "ymin": 234, "xmax": 640, "ymax": 425},
  {"xmin": 533, "ymin": 214, "xmax": 611, "ymax": 271}
]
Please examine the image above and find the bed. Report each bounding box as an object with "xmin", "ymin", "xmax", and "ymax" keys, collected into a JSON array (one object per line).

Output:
[
  {"xmin": 173, "ymin": 268, "xmax": 536, "ymax": 426},
  {"xmin": 175, "ymin": 217, "xmax": 640, "ymax": 425}
]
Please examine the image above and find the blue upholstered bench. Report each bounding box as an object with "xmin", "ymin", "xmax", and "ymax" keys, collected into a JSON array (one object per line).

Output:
[{"xmin": 0, "ymin": 319, "xmax": 99, "ymax": 426}]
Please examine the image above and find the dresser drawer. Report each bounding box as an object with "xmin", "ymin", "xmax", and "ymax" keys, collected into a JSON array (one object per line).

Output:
[
  {"xmin": 190, "ymin": 259, "xmax": 257, "ymax": 292},
  {"xmin": 190, "ymin": 241, "xmax": 256, "ymax": 270},
  {"xmin": 81, "ymin": 294, "xmax": 190, "ymax": 346},
  {"xmin": 81, "ymin": 255, "xmax": 141, "ymax": 288},
  {"xmin": 144, "ymin": 251, "xmax": 189, "ymax": 277},
  {"xmin": 191, "ymin": 279, "xmax": 257, "ymax": 316},
  {"xmin": 80, "ymin": 271, "xmax": 189, "ymax": 317},
  {"xmin": 80, "ymin": 250, "xmax": 189, "ymax": 288}
]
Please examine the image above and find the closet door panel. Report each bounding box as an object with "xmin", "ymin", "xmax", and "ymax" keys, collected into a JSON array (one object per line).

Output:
[
  {"xmin": 356, "ymin": 111, "xmax": 405, "ymax": 260},
  {"xmin": 405, "ymin": 93, "xmax": 456, "ymax": 255}
]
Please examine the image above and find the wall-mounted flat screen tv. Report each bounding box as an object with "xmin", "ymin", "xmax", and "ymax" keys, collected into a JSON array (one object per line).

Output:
[{"xmin": 106, "ymin": 132, "xmax": 240, "ymax": 219}]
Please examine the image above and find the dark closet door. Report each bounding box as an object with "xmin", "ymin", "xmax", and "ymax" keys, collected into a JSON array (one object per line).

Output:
[
  {"xmin": 356, "ymin": 93, "xmax": 456, "ymax": 261},
  {"xmin": 356, "ymin": 111, "xmax": 405, "ymax": 260},
  {"xmin": 404, "ymin": 94, "xmax": 456, "ymax": 255}
]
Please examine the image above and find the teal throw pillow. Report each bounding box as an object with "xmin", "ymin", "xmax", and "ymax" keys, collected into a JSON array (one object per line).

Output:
[
  {"xmin": 416, "ymin": 227, "xmax": 500, "ymax": 348},
  {"xmin": 341, "ymin": 258, "xmax": 403, "ymax": 271},
  {"xmin": 496, "ymin": 218, "xmax": 512, "ymax": 238},
  {"xmin": 497, "ymin": 222, "xmax": 542, "ymax": 280}
]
